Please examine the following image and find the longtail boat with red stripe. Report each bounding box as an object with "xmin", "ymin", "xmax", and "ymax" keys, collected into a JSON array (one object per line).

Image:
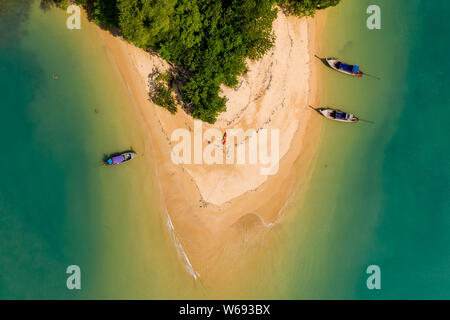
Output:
[{"xmin": 326, "ymin": 58, "xmax": 363, "ymax": 77}]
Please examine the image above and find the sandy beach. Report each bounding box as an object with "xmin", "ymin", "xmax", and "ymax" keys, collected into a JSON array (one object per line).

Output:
[{"xmin": 93, "ymin": 9, "xmax": 327, "ymax": 291}]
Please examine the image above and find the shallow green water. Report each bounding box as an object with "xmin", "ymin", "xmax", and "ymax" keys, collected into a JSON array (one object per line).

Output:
[
  {"xmin": 0, "ymin": 1, "xmax": 191, "ymax": 299},
  {"xmin": 282, "ymin": 0, "xmax": 450, "ymax": 299}
]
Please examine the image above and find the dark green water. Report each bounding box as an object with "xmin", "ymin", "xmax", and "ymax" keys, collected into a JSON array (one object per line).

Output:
[{"xmin": 282, "ymin": 0, "xmax": 450, "ymax": 299}]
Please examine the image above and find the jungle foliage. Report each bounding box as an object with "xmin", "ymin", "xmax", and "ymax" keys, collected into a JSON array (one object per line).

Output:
[{"xmin": 57, "ymin": 0, "xmax": 340, "ymax": 123}]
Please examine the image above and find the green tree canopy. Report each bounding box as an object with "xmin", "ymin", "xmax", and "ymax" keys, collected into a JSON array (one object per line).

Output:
[{"xmin": 69, "ymin": 0, "xmax": 340, "ymax": 123}]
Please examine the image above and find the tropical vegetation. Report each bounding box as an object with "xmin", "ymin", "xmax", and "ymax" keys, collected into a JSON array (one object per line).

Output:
[{"xmin": 49, "ymin": 0, "xmax": 340, "ymax": 123}]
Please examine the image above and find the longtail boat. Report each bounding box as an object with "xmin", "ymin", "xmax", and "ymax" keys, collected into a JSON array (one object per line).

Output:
[{"xmin": 315, "ymin": 107, "xmax": 359, "ymax": 123}]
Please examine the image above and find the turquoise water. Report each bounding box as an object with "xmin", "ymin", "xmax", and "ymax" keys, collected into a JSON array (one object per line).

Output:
[{"xmin": 282, "ymin": 0, "xmax": 450, "ymax": 299}]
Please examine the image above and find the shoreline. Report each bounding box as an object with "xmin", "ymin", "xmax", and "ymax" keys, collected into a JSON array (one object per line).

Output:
[{"xmin": 92, "ymin": 9, "xmax": 326, "ymax": 290}]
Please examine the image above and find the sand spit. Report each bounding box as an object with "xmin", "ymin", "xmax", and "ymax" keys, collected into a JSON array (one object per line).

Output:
[
  {"xmin": 125, "ymin": 12, "xmax": 311, "ymax": 206},
  {"xmin": 94, "ymin": 9, "xmax": 325, "ymax": 287}
]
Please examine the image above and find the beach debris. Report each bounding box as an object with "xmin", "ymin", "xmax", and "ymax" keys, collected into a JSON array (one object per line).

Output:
[{"xmin": 199, "ymin": 199, "xmax": 208, "ymax": 208}]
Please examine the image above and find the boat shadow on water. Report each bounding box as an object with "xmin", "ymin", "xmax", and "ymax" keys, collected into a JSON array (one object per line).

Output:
[{"xmin": 314, "ymin": 55, "xmax": 332, "ymax": 69}]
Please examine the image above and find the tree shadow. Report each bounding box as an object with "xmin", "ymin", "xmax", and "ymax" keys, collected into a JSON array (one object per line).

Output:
[
  {"xmin": 39, "ymin": 0, "xmax": 53, "ymax": 11},
  {"xmin": 147, "ymin": 65, "xmax": 193, "ymax": 115}
]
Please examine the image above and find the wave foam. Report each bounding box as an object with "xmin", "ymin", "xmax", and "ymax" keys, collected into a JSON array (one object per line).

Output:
[{"xmin": 165, "ymin": 211, "xmax": 200, "ymax": 280}]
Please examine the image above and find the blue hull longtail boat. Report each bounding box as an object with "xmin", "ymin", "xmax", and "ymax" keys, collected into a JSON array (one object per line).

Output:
[{"xmin": 326, "ymin": 58, "xmax": 363, "ymax": 77}]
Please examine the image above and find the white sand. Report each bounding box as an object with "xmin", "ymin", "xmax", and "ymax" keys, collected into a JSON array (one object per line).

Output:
[
  {"xmin": 95, "ymin": 9, "xmax": 325, "ymax": 287},
  {"xmin": 126, "ymin": 11, "xmax": 311, "ymax": 206}
]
